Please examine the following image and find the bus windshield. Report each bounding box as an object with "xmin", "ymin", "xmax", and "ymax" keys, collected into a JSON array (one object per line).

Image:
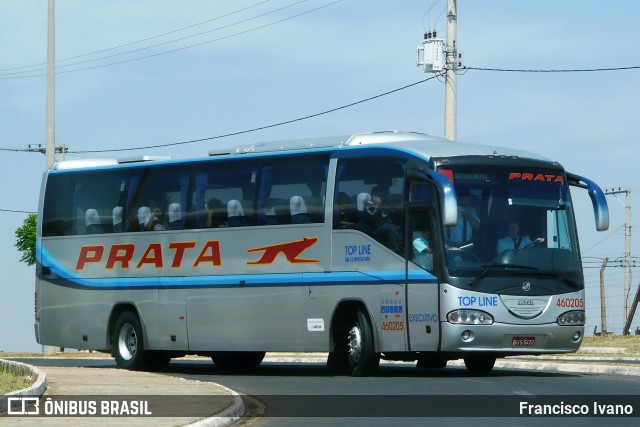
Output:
[{"xmin": 438, "ymin": 165, "xmax": 582, "ymax": 281}]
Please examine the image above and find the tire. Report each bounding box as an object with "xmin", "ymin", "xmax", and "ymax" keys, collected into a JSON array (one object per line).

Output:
[
  {"xmin": 463, "ymin": 354, "xmax": 496, "ymax": 375},
  {"xmin": 113, "ymin": 311, "xmax": 147, "ymax": 370},
  {"xmin": 346, "ymin": 309, "xmax": 380, "ymax": 376},
  {"xmin": 211, "ymin": 351, "xmax": 265, "ymax": 370}
]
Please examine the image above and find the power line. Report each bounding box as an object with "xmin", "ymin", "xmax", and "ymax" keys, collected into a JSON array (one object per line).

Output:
[
  {"xmin": 0, "ymin": 208, "xmax": 35, "ymax": 214},
  {"xmin": 0, "ymin": 74, "xmax": 441, "ymax": 154},
  {"xmin": 465, "ymin": 65, "xmax": 640, "ymax": 73},
  {"xmin": 0, "ymin": 0, "xmax": 309, "ymax": 77},
  {"xmin": 0, "ymin": 0, "xmax": 275, "ymax": 74},
  {"xmin": 0, "ymin": 0, "xmax": 341, "ymax": 80},
  {"xmin": 71, "ymin": 75, "xmax": 442, "ymax": 154}
]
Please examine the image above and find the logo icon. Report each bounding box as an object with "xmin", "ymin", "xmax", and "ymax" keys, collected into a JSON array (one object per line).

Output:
[
  {"xmin": 247, "ymin": 237, "xmax": 319, "ymax": 265},
  {"xmin": 7, "ymin": 397, "xmax": 40, "ymax": 415},
  {"xmin": 522, "ymin": 281, "xmax": 531, "ymax": 292}
]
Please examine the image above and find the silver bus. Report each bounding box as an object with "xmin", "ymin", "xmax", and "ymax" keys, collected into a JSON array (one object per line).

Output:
[{"xmin": 35, "ymin": 131, "xmax": 609, "ymax": 375}]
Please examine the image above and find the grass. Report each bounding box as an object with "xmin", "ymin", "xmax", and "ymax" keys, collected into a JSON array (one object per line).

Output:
[
  {"xmin": 0, "ymin": 365, "xmax": 36, "ymax": 395},
  {"xmin": 582, "ymin": 335, "xmax": 640, "ymax": 354}
]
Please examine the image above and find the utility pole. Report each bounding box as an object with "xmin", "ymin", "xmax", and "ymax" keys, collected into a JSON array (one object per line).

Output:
[
  {"xmin": 416, "ymin": 0, "xmax": 460, "ymax": 141},
  {"xmin": 599, "ymin": 257, "xmax": 609, "ymax": 334},
  {"xmin": 623, "ymin": 281, "xmax": 640, "ymax": 335},
  {"xmin": 605, "ymin": 187, "xmax": 632, "ymax": 327},
  {"xmin": 444, "ymin": 0, "xmax": 457, "ymax": 141},
  {"xmin": 46, "ymin": 0, "xmax": 56, "ymax": 168},
  {"xmin": 44, "ymin": 0, "xmax": 58, "ymax": 355}
]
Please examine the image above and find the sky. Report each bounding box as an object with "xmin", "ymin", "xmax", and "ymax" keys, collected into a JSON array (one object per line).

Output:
[{"xmin": 1, "ymin": 0, "xmax": 639, "ymax": 352}]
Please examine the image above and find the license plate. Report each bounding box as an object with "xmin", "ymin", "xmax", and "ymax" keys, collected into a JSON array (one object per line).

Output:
[{"xmin": 512, "ymin": 336, "xmax": 536, "ymax": 347}]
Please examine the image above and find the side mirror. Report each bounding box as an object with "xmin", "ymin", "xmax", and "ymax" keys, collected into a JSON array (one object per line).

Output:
[
  {"xmin": 567, "ymin": 172, "xmax": 609, "ymax": 231},
  {"xmin": 409, "ymin": 169, "xmax": 458, "ymax": 226}
]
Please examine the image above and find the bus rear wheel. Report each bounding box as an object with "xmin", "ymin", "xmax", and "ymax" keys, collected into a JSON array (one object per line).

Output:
[
  {"xmin": 346, "ymin": 309, "xmax": 380, "ymax": 376},
  {"xmin": 113, "ymin": 311, "xmax": 147, "ymax": 370},
  {"xmin": 463, "ymin": 354, "xmax": 496, "ymax": 375},
  {"xmin": 211, "ymin": 351, "xmax": 266, "ymax": 370}
]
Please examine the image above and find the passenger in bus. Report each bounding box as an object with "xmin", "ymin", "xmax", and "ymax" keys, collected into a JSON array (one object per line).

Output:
[
  {"xmin": 496, "ymin": 219, "xmax": 545, "ymax": 253},
  {"xmin": 227, "ymin": 199, "xmax": 248, "ymax": 227},
  {"xmin": 167, "ymin": 203, "xmax": 183, "ymax": 230},
  {"xmin": 336, "ymin": 192, "xmax": 357, "ymax": 229},
  {"xmin": 365, "ymin": 186, "xmax": 402, "ymax": 252},
  {"xmin": 412, "ymin": 229, "xmax": 434, "ymax": 272},
  {"xmin": 290, "ymin": 195, "xmax": 311, "ymax": 224},
  {"xmin": 85, "ymin": 209, "xmax": 102, "ymax": 234},
  {"xmin": 139, "ymin": 203, "xmax": 165, "ymax": 231},
  {"xmin": 206, "ymin": 198, "xmax": 226, "ymax": 228},
  {"xmin": 355, "ymin": 192, "xmax": 372, "ymax": 232},
  {"xmin": 445, "ymin": 191, "xmax": 480, "ymax": 246},
  {"xmin": 112, "ymin": 206, "xmax": 123, "ymax": 233}
]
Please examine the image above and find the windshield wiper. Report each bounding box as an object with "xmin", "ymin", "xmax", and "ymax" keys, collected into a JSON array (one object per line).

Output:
[
  {"xmin": 468, "ymin": 264, "xmax": 540, "ymax": 287},
  {"xmin": 528, "ymin": 272, "xmax": 579, "ymax": 289}
]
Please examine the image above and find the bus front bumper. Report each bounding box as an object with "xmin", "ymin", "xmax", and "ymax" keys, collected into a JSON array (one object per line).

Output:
[{"xmin": 440, "ymin": 322, "xmax": 584, "ymax": 354}]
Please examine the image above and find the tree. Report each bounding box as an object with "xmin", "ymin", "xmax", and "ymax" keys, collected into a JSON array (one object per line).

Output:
[{"xmin": 15, "ymin": 213, "xmax": 37, "ymax": 266}]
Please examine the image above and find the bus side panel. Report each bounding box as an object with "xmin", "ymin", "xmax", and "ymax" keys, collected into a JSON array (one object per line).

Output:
[
  {"xmin": 185, "ymin": 285, "xmax": 309, "ymax": 351},
  {"xmin": 37, "ymin": 282, "xmax": 158, "ymax": 351},
  {"xmin": 405, "ymin": 271, "xmax": 441, "ymax": 352},
  {"xmin": 185, "ymin": 225, "xmax": 329, "ymax": 351},
  {"xmin": 331, "ymin": 231, "xmax": 409, "ymax": 353}
]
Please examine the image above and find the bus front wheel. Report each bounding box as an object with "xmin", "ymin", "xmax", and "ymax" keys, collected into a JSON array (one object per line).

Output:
[
  {"xmin": 463, "ymin": 354, "xmax": 496, "ymax": 375},
  {"xmin": 346, "ymin": 309, "xmax": 380, "ymax": 376},
  {"xmin": 113, "ymin": 311, "xmax": 147, "ymax": 370}
]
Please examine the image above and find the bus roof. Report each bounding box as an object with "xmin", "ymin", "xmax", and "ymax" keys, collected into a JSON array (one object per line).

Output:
[{"xmin": 51, "ymin": 130, "xmax": 550, "ymax": 170}]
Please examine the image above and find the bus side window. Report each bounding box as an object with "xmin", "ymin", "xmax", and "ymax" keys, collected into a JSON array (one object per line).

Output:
[
  {"xmin": 257, "ymin": 154, "xmax": 329, "ymax": 226},
  {"xmin": 334, "ymin": 157, "xmax": 406, "ymax": 254},
  {"xmin": 125, "ymin": 166, "xmax": 188, "ymax": 232},
  {"xmin": 191, "ymin": 161, "xmax": 258, "ymax": 229}
]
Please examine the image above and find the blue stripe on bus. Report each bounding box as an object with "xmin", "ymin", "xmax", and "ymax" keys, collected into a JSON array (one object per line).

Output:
[
  {"xmin": 38, "ymin": 245, "xmax": 437, "ymax": 290},
  {"xmin": 40, "ymin": 271, "xmax": 438, "ymax": 290}
]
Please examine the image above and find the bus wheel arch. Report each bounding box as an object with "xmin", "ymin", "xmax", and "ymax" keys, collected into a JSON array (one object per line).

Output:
[
  {"xmin": 110, "ymin": 305, "xmax": 148, "ymax": 370},
  {"xmin": 329, "ymin": 301, "xmax": 380, "ymax": 376}
]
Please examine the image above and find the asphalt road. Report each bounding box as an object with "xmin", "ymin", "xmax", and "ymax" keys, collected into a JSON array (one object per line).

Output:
[{"xmin": 14, "ymin": 357, "xmax": 640, "ymax": 427}]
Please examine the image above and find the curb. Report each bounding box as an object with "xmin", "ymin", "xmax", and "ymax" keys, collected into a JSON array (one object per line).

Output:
[
  {"xmin": 262, "ymin": 353, "xmax": 640, "ymax": 376},
  {"xmin": 0, "ymin": 359, "xmax": 47, "ymax": 413},
  {"xmin": 185, "ymin": 382, "xmax": 245, "ymax": 427}
]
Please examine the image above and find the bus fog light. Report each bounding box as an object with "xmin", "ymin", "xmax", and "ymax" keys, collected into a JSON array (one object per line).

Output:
[
  {"xmin": 461, "ymin": 330, "xmax": 473, "ymax": 342},
  {"xmin": 557, "ymin": 310, "xmax": 585, "ymax": 326},
  {"xmin": 572, "ymin": 331, "xmax": 582, "ymax": 342},
  {"xmin": 447, "ymin": 310, "xmax": 493, "ymax": 325}
]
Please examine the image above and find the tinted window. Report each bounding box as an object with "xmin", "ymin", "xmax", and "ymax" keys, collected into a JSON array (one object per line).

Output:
[
  {"xmin": 257, "ymin": 154, "xmax": 329, "ymax": 225},
  {"xmin": 334, "ymin": 157, "xmax": 406, "ymax": 253},
  {"xmin": 42, "ymin": 170, "xmax": 124, "ymax": 236},
  {"xmin": 191, "ymin": 160, "xmax": 258, "ymax": 229}
]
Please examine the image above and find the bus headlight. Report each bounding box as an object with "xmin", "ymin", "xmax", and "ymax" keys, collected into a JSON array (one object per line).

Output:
[
  {"xmin": 447, "ymin": 310, "xmax": 494, "ymax": 325},
  {"xmin": 557, "ymin": 310, "xmax": 585, "ymax": 326}
]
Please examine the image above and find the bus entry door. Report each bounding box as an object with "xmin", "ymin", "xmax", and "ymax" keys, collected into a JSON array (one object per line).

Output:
[{"xmin": 405, "ymin": 199, "xmax": 441, "ymax": 352}]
